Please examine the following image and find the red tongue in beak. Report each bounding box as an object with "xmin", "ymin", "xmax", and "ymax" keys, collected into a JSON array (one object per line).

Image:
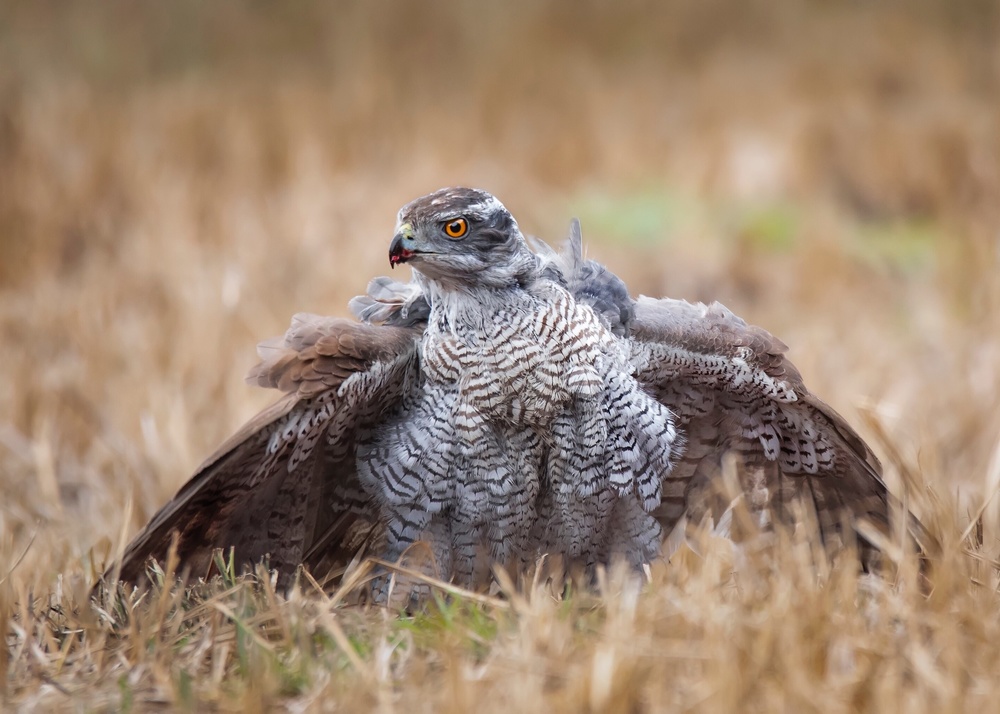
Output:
[{"xmin": 389, "ymin": 248, "xmax": 413, "ymax": 268}]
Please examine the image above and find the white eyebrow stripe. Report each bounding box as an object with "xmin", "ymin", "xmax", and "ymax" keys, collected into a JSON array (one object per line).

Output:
[{"xmin": 464, "ymin": 195, "xmax": 506, "ymax": 218}]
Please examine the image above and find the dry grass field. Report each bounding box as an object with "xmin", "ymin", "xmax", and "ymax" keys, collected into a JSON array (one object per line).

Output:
[{"xmin": 2, "ymin": 1, "xmax": 1000, "ymax": 710}]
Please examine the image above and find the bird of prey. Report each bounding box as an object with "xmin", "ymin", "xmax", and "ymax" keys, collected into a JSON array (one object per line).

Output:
[{"xmin": 112, "ymin": 187, "xmax": 928, "ymax": 595}]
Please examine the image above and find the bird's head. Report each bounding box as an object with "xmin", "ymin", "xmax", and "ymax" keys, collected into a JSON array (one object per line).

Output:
[{"xmin": 388, "ymin": 188, "xmax": 536, "ymax": 288}]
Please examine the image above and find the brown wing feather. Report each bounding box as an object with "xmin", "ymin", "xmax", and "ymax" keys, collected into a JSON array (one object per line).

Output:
[
  {"xmin": 628, "ymin": 296, "xmax": 932, "ymax": 556},
  {"xmin": 114, "ymin": 316, "xmax": 421, "ymax": 585}
]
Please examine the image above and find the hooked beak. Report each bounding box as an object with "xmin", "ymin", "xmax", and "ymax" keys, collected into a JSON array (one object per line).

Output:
[{"xmin": 388, "ymin": 232, "xmax": 415, "ymax": 269}]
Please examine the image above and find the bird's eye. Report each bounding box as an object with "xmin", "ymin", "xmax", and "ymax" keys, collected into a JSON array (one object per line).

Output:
[{"xmin": 444, "ymin": 218, "xmax": 469, "ymax": 239}]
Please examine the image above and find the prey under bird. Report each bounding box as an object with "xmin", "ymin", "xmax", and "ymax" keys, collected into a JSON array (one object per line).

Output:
[{"xmin": 111, "ymin": 187, "xmax": 930, "ymax": 595}]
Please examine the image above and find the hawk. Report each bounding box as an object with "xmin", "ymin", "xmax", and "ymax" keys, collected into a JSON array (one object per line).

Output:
[{"xmin": 112, "ymin": 187, "xmax": 929, "ymax": 595}]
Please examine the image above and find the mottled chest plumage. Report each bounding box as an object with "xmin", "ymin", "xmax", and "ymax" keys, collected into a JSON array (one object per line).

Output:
[
  {"xmin": 421, "ymin": 284, "xmax": 616, "ymax": 427},
  {"xmin": 356, "ymin": 278, "xmax": 680, "ymax": 588}
]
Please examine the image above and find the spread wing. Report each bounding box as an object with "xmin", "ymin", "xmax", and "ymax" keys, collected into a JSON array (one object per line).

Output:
[
  {"xmin": 113, "ymin": 314, "xmax": 422, "ymax": 585},
  {"xmin": 545, "ymin": 221, "xmax": 932, "ymax": 558},
  {"xmin": 628, "ymin": 296, "xmax": 931, "ymax": 555}
]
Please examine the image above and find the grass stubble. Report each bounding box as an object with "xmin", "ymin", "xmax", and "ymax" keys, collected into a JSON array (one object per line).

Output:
[{"xmin": 2, "ymin": 1, "xmax": 1000, "ymax": 711}]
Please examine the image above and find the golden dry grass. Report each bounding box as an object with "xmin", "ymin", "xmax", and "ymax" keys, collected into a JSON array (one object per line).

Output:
[{"xmin": 2, "ymin": 1, "xmax": 1000, "ymax": 710}]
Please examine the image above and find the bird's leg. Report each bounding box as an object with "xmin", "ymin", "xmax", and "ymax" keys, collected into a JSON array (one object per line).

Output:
[
  {"xmin": 450, "ymin": 509, "xmax": 481, "ymax": 590},
  {"xmin": 369, "ymin": 503, "xmax": 433, "ymax": 605}
]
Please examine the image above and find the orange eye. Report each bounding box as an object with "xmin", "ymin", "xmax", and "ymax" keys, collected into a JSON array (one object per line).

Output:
[{"xmin": 444, "ymin": 218, "xmax": 469, "ymax": 239}]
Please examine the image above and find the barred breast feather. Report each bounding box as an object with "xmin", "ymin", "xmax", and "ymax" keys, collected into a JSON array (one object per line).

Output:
[{"xmin": 357, "ymin": 282, "xmax": 678, "ymax": 587}]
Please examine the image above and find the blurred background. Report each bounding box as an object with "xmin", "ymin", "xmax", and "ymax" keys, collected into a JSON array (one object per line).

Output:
[{"xmin": 1, "ymin": 0, "xmax": 998, "ymax": 582}]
